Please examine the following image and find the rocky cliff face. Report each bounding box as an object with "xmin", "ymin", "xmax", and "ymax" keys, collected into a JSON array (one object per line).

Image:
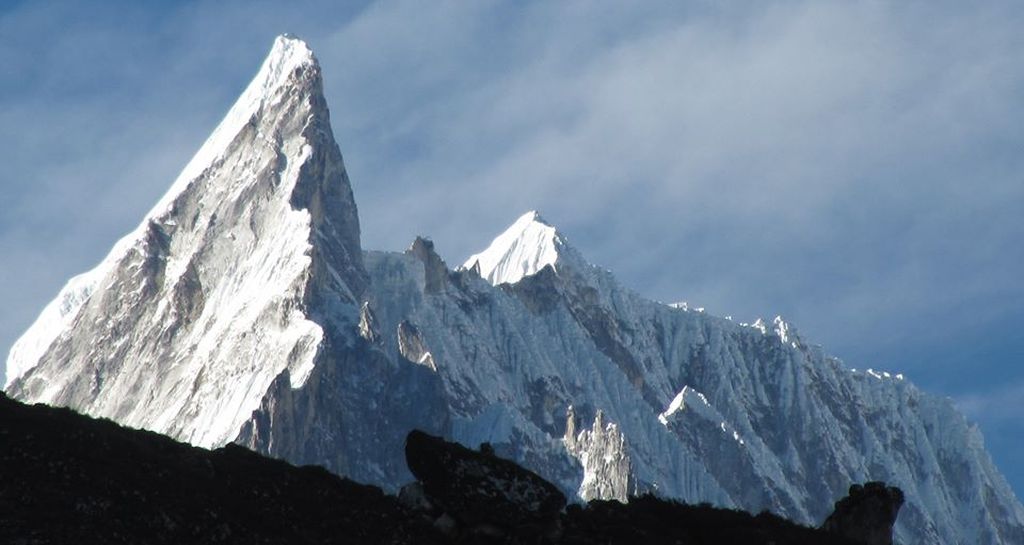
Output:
[
  {"xmin": 7, "ymin": 36, "xmax": 1024, "ymax": 545},
  {"xmin": 564, "ymin": 407, "xmax": 633, "ymax": 502}
]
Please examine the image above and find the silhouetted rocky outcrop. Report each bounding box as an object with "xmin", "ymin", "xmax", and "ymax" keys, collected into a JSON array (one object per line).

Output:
[
  {"xmin": 1, "ymin": 393, "xmax": 878, "ymax": 544},
  {"xmin": 822, "ymin": 482, "xmax": 905, "ymax": 545},
  {"xmin": 404, "ymin": 429, "xmax": 565, "ymax": 539},
  {"xmin": 0, "ymin": 392, "xmax": 441, "ymax": 545}
]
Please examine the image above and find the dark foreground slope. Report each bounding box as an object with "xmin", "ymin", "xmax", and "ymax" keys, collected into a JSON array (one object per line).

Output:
[
  {"xmin": 0, "ymin": 393, "xmax": 435, "ymax": 545},
  {"xmin": 0, "ymin": 393, "xmax": 860, "ymax": 544}
]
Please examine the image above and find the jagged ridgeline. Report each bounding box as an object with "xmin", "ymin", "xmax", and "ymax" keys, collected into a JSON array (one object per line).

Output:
[{"xmin": 6, "ymin": 35, "xmax": 1024, "ymax": 545}]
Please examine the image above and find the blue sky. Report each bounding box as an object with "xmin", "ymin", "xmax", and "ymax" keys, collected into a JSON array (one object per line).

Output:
[{"xmin": 1, "ymin": 1, "xmax": 1022, "ymax": 498}]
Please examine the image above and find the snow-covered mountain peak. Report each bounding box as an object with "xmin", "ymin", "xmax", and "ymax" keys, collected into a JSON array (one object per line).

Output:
[
  {"xmin": 252, "ymin": 34, "xmax": 321, "ymax": 106},
  {"xmin": 145, "ymin": 34, "xmax": 322, "ymax": 220},
  {"xmin": 263, "ymin": 33, "xmax": 318, "ymax": 82},
  {"xmin": 462, "ymin": 210, "xmax": 576, "ymax": 285},
  {"xmin": 5, "ymin": 35, "xmax": 357, "ymax": 391},
  {"xmin": 521, "ymin": 210, "xmax": 551, "ymax": 226},
  {"xmin": 5, "ymin": 34, "xmax": 365, "ymax": 447}
]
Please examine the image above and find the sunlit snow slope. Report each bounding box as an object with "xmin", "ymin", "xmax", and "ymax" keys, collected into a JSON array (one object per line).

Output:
[
  {"xmin": 5, "ymin": 35, "xmax": 365, "ymax": 448},
  {"xmin": 7, "ymin": 36, "xmax": 1024, "ymax": 545},
  {"xmin": 463, "ymin": 211, "xmax": 570, "ymax": 285}
]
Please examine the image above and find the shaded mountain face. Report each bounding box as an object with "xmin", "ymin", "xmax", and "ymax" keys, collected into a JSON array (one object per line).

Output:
[{"xmin": 6, "ymin": 35, "xmax": 1024, "ymax": 545}]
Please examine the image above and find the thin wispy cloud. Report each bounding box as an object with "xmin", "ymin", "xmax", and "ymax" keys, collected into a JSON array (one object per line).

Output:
[
  {"xmin": 957, "ymin": 381, "xmax": 1024, "ymax": 486},
  {"xmin": 320, "ymin": 1, "xmax": 1024, "ymax": 366},
  {"xmin": 959, "ymin": 382, "xmax": 1024, "ymax": 422}
]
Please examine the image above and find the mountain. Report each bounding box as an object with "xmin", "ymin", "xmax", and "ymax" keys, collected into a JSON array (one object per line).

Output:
[
  {"xmin": 6, "ymin": 35, "xmax": 1024, "ymax": 545},
  {"xmin": 6, "ymin": 35, "xmax": 365, "ymax": 449},
  {"xmin": 462, "ymin": 210, "xmax": 581, "ymax": 285}
]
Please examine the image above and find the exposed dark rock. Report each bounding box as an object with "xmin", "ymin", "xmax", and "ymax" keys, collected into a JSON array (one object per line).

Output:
[
  {"xmin": 357, "ymin": 301, "xmax": 380, "ymax": 343},
  {"xmin": 398, "ymin": 481, "xmax": 435, "ymax": 514},
  {"xmin": 564, "ymin": 496, "xmax": 859, "ymax": 545},
  {"xmin": 405, "ymin": 429, "xmax": 566, "ymax": 537},
  {"xmin": 822, "ymin": 482, "xmax": 905, "ymax": 545},
  {"xmin": 406, "ymin": 236, "xmax": 448, "ymax": 293},
  {"xmin": 506, "ymin": 264, "xmax": 562, "ymax": 313},
  {"xmin": 397, "ymin": 320, "xmax": 436, "ymax": 371},
  {"xmin": 0, "ymin": 392, "xmax": 441, "ymax": 545}
]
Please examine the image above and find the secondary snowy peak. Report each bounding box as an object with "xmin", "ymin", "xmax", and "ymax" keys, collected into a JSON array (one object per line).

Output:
[
  {"xmin": 5, "ymin": 34, "xmax": 365, "ymax": 448},
  {"xmin": 463, "ymin": 211, "xmax": 575, "ymax": 285}
]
